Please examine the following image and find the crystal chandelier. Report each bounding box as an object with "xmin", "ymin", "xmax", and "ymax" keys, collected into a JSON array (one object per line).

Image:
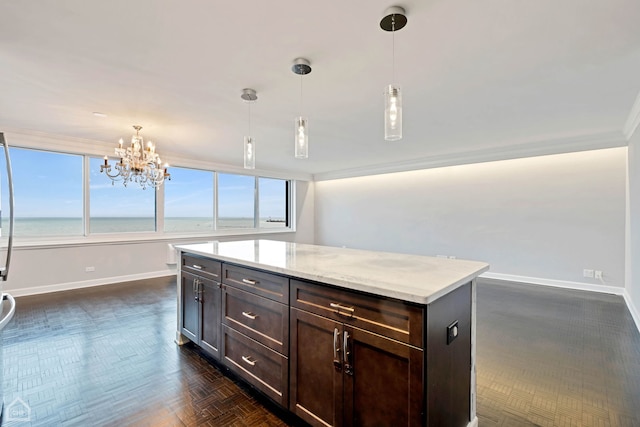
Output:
[{"xmin": 100, "ymin": 125, "xmax": 170, "ymax": 189}]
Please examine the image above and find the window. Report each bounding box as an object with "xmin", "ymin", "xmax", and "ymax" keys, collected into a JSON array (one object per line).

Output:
[
  {"xmin": 0, "ymin": 148, "xmax": 83, "ymax": 237},
  {"xmin": 0, "ymin": 145, "xmax": 292, "ymax": 240},
  {"xmin": 164, "ymin": 167, "xmax": 214, "ymax": 233},
  {"xmin": 259, "ymin": 177, "xmax": 288, "ymax": 228},
  {"xmin": 89, "ymin": 157, "xmax": 156, "ymax": 233},
  {"xmin": 217, "ymin": 173, "xmax": 255, "ymax": 229}
]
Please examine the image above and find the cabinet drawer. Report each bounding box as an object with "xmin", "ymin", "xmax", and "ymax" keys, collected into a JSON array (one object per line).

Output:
[
  {"xmin": 223, "ymin": 286, "xmax": 289, "ymax": 355},
  {"xmin": 222, "ymin": 325, "xmax": 288, "ymax": 408},
  {"xmin": 291, "ymin": 279, "xmax": 424, "ymax": 347},
  {"xmin": 223, "ymin": 264, "xmax": 288, "ymax": 303},
  {"xmin": 182, "ymin": 254, "xmax": 222, "ymax": 281}
]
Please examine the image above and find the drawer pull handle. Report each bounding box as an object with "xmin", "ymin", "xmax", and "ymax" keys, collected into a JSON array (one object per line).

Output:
[
  {"xmin": 330, "ymin": 302, "xmax": 355, "ymax": 315},
  {"xmin": 242, "ymin": 311, "xmax": 258, "ymax": 320},
  {"xmin": 192, "ymin": 264, "xmax": 203, "ymax": 270},
  {"xmin": 241, "ymin": 355, "xmax": 256, "ymax": 366},
  {"xmin": 242, "ymin": 278, "xmax": 258, "ymax": 285}
]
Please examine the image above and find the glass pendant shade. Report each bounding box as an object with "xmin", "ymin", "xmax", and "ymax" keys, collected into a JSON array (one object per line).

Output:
[
  {"xmin": 294, "ymin": 116, "xmax": 308, "ymax": 158},
  {"xmin": 244, "ymin": 136, "xmax": 255, "ymax": 169},
  {"xmin": 384, "ymin": 84, "xmax": 402, "ymax": 141}
]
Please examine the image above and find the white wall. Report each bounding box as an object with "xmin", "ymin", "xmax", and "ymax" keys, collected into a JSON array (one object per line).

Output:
[
  {"xmin": 315, "ymin": 148, "xmax": 627, "ymax": 289},
  {"xmin": 627, "ymin": 131, "xmax": 640, "ymax": 324},
  {"xmin": 4, "ymin": 180, "xmax": 315, "ymax": 296}
]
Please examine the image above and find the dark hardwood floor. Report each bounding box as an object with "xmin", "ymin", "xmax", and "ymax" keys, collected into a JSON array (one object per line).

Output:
[
  {"xmin": 476, "ymin": 279, "xmax": 640, "ymax": 426},
  {"xmin": 1, "ymin": 276, "xmax": 639, "ymax": 426}
]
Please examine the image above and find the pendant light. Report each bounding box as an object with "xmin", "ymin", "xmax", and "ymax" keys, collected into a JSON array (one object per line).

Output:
[
  {"xmin": 292, "ymin": 58, "xmax": 312, "ymax": 159},
  {"xmin": 380, "ymin": 6, "xmax": 407, "ymax": 141},
  {"xmin": 241, "ymin": 88, "xmax": 257, "ymax": 169}
]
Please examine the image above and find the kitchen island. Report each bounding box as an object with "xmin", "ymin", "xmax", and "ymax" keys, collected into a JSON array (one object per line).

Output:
[{"xmin": 175, "ymin": 240, "xmax": 489, "ymax": 427}]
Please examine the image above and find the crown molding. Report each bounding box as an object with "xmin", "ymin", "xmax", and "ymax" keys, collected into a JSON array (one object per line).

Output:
[
  {"xmin": 313, "ymin": 130, "xmax": 627, "ymax": 181},
  {"xmin": 624, "ymin": 90, "xmax": 640, "ymax": 140}
]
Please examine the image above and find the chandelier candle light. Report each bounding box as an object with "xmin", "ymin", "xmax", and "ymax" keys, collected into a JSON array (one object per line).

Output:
[
  {"xmin": 100, "ymin": 125, "xmax": 170, "ymax": 189},
  {"xmin": 380, "ymin": 6, "xmax": 407, "ymax": 141},
  {"xmin": 292, "ymin": 58, "xmax": 312, "ymax": 159},
  {"xmin": 241, "ymin": 88, "xmax": 258, "ymax": 169}
]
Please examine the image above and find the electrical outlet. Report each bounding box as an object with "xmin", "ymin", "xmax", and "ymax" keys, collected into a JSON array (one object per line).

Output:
[
  {"xmin": 85, "ymin": 266, "xmax": 95, "ymax": 272},
  {"xmin": 595, "ymin": 270, "xmax": 603, "ymax": 279},
  {"xmin": 583, "ymin": 269, "xmax": 594, "ymax": 278},
  {"xmin": 447, "ymin": 320, "xmax": 459, "ymax": 345}
]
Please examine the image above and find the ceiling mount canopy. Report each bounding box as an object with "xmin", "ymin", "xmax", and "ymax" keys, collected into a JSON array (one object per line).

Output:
[
  {"xmin": 380, "ymin": 6, "xmax": 407, "ymax": 32},
  {"xmin": 241, "ymin": 88, "xmax": 258, "ymax": 102},
  {"xmin": 292, "ymin": 58, "xmax": 312, "ymax": 76}
]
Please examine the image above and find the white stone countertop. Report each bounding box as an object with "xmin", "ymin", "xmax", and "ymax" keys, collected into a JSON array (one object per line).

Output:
[{"xmin": 176, "ymin": 240, "xmax": 489, "ymax": 305}]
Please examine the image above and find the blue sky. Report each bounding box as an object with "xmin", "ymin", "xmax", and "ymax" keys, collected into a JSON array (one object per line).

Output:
[{"xmin": 1, "ymin": 147, "xmax": 286, "ymax": 219}]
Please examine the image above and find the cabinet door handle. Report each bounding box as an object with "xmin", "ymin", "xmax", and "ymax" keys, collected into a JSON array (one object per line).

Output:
[
  {"xmin": 333, "ymin": 328, "xmax": 342, "ymax": 372},
  {"xmin": 242, "ymin": 278, "xmax": 258, "ymax": 285},
  {"xmin": 241, "ymin": 355, "xmax": 256, "ymax": 366},
  {"xmin": 330, "ymin": 302, "xmax": 355, "ymax": 316},
  {"xmin": 242, "ymin": 311, "xmax": 258, "ymax": 320},
  {"xmin": 193, "ymin": 278, "xmax": 200, "ymax": 301},
  {"xmin": 343, "ymin": 331, "xmax": 353, "ymax": 376},
  {"xmin": 192, "ymin": 264, "xmax": 203, "ymax": 270}
]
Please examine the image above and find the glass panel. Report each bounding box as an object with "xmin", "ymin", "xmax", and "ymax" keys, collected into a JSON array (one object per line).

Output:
[
  {"xmin": 0, "ymin": 148, "xmax": 83, "ymax": 237},
  {"xmin": 164, "ymin": 167, "xmax": 214, "ymax": 233},
  {"xmin": 217, "ymin": 173, "xmax": 255, "ymax": 229},
  {"xmin": 89, "ymin": 157, "xmax": 156, "ymax": 233},
  {"xmin": 259, "ymin": 177, "xmax": 288, "ymax": 229}
]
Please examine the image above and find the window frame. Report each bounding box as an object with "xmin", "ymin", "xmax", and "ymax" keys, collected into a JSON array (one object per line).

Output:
[{"xmin": 4, "ymin": 143, "xmax": 295, "ymax": 247}]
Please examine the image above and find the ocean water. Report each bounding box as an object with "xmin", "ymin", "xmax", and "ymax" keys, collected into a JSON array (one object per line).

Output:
[{"xmin": 0, "ymin": 217, "xmax": 287, "ymax": 237}]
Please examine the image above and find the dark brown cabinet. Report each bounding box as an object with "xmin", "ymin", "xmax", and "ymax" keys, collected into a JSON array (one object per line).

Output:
[
  {"xmin": 180, "ymin": 256, "xmax": 222, "ymax": 360},
  {"xmin": 290, "ymin": 285, "xmax": 424, "ymax": 427},
  {"xmin": 220, "ymin": 263, "xmax": 290, "ymax": 407}
]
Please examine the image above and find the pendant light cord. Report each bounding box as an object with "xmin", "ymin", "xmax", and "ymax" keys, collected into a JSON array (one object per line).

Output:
[
  {"xmin": 392, "ymin": 15, "xmax": 396, "ymax": 84},
  {"xmin": 248, "ymin": 101, "xmax": 252, "ymax": 135},
  {"xmin": 300, "ymin": 75, "xmax": 303, "ymax": 116}
]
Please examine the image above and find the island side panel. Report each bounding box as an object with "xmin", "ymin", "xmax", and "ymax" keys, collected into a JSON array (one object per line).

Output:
[
  {"xmin": 426, "ymin": 282, "xmax": 472, "ymax": 427},
  {"xmin": 175, "ymin": 250, "xmax": 190, "ymax": 345},
  {"xmin": 470, "ymin": 279, "xmax": 477, "ymax": 426}
]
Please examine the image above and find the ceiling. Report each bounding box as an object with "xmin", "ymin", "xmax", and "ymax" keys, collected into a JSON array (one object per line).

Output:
[{"xmin": 1, "ymin": 0, "xmax": 639, "ymax": 180}]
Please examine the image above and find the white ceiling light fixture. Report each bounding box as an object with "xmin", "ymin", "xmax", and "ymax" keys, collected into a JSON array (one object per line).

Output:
[
  {"xmin": 241, "ymin": 88, "xmax": 258, "ymax": 170},
  {"xmin": 100, "ymin": 125, "xmax": 170, "ymax": 189},
  {"xmin": 380, "ymin": 6, "xmax": 407, "ymax": 141},
  {"xmin": 292, "ymin": 58, "xmax": 312, "ymax": 159}
]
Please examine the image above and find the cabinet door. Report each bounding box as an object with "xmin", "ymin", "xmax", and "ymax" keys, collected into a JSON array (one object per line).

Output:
[
  {"xmin": 181, "ymin": 271, "xmax": 199, "ymax": 342},
  {"xmin": 290, "ymin": 308, "xmax": 344, "ymax": 427},
  {"xmin": 199, "ymin": 277, "xmax": 221, "ymax": 359},
  {"xmin": 343, "ymin": 326, "xmax": 424, "ymax": 427}
]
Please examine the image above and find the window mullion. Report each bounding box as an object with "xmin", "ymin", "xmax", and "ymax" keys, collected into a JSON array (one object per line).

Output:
[
  {"xmin": 83, "ymin": 155, "xmax": 90, "ymax": 236},
  {"xmin": 254, "ymin": 176, "xmax": 259, "ymax": 229},
  {"xmin": 214, "ymin": 172, "xmax": 219, "ymax": 231},
  {"xmin": 155, "ymin": 180, "xmax": 164, "ymax": 233}
]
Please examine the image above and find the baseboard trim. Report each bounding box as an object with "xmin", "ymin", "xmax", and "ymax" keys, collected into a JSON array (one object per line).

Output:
[
  {"xmin": 480, "ymin": 272, "xmax": 624, "ymax": 295},
  {"xmin": 6, "ymin": 269, "xmax": 177, "ymax": 297},
  {"xmin": 467, "ymin": 416, "xmax": 478, "ymax": 427},
  {"xmin": 623, "ymin": 290, "xmax": 640, "ymax": 333}
]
